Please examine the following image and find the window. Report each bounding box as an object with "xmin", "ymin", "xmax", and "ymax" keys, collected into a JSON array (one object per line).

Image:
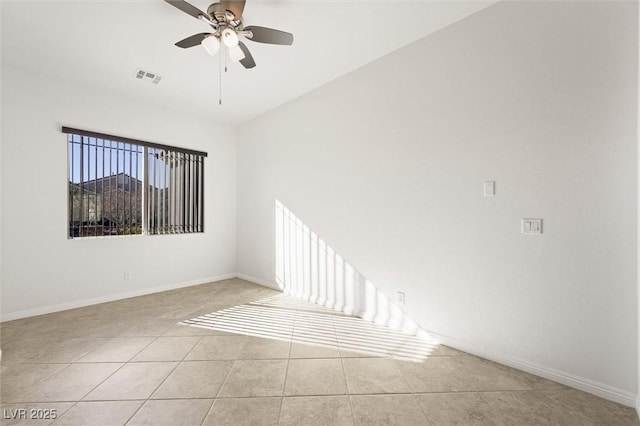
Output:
[{"xmin": 65, "ymin": 127, "xmax": 206, "ymax": 238}]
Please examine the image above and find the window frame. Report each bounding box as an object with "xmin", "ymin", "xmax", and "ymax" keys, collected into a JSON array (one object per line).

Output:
[{"xmin": 64, "ymin": 126, "xmax": 208, "ymax": 239}]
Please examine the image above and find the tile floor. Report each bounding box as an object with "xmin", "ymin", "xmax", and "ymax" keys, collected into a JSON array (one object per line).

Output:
[{"xmin": 1, "ymin": 278, "xmax": 638, "ymax": 425}]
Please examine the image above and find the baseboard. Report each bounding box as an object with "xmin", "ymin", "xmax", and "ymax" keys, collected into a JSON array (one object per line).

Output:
[
  {"xmin": 636, "ymin": 395, "xmax": 640, "ymax": 419},
  {"xmin": 0, "ymin": 273, "xmax": 237, "ymax": 322},
  {"xmin": 427, "ymin": 330, "xmax": 637, "ymax": 408},
  {"xmin": 236, "ymin": 273, "xmax": 282, "ymax": 291}
]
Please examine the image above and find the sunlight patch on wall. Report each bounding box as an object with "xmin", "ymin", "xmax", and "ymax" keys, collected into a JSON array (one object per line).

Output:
[{"xmin": 275, "ymin": 199, "xmax": 427, "ymax": 338}]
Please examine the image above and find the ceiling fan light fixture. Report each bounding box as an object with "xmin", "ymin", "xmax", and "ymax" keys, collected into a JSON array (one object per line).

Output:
[
  {"xmin": 201, "ymin": 35, "xmax": 220, "ymax": 56},
  {"xmin": 228, "ymin": 44, "xmax": 246, "ymax": 63},
  {"xmin": 221, "ymin": 28, "xmax": 239, "ymax": 47}
]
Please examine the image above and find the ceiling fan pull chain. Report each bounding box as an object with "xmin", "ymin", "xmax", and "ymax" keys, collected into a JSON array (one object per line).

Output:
[{"xmin": 219, "ymin": 47, "xmax": 223, "ymax": 105}]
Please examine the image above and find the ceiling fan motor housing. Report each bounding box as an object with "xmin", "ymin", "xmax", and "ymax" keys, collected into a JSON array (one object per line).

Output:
[{"xmin": 207, "ymin": 3, "xmax": 238, "ymax": 24}]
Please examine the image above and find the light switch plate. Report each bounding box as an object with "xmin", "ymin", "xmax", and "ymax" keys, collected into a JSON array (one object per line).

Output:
[
  {"xmin": 522, "ymin": 218, "xmax": 542, "ymax": 235},
  {"xmin": 483, "ymin": 181, "xmax": 495, "ymax": 197}
]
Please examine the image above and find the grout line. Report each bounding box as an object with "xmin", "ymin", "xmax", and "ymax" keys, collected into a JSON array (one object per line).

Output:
[
  {"xmin": 122, "ymin": 335, "xmax": 204, "ymax": 425},
  {"xmin": 334, "ymin": 314, "xmax": 357, "ymax": 426},
  {"xmin": 215, "ymin": 360, "xmax": 237, "ymax": 399},
  {"xmin": 393, "ymin": 357, "xmax": 414, "ymax": 394},
  {"xmin": 2, "ymin": 351, "xmax": 460, "ymax": 366},
  {"xmin": 198, "ymin": 359, "xmax": 237, "ymax": 426},
  {"xmin": 2, "ymin": 389, "xmax": 579, "ymax": 405},
  {"xmin": 277, "ymin": 308, "xmax": 297, "ymax": 425},
  {"xmin": 72, "ymin": 362, "xmax": 130, "ymax": 403}
]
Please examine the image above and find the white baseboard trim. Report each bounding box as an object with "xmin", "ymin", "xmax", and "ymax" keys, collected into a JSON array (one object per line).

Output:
[
  {"xmin": 0, "ymin": 273, "xmax": 237, "ymax": 322},
  {"xmin": 236, "ymin": 273, "xmax": 282, "ymax": 291},
  {"xmin": 427, "ymin": 330, "xmax": 637, "ymax": 408}
]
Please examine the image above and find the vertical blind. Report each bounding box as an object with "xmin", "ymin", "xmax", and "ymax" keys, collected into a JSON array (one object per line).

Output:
[
  {"xmin": 64, "ymin": 127, "xmax": 207, "ymax": 238},
  {"xmin": 146, "ymin": 148, "xmax": 205, "ymax": 235}
]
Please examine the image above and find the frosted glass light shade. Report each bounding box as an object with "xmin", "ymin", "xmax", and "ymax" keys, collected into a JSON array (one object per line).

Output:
[
  {"xmin": 221, "ymin": 28, "xmax": 239, "ymax": 47},
  {"xmin": 201, "ymin": 36, "xmax": 220, "ymax": 56},
  {"xmin": 228, "ymin": 44, "xmax": 246, "ymax": 62}
]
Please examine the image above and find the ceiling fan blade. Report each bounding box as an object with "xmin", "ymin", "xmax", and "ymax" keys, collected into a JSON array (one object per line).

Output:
[
  {"xmin": 245, "ymin": 26, "xmax": 294, "ymax": 46},
  {"xmin": 175, "ymin": 33, "xmax": 211, "ymax": 48},
  {"xmin": 220, "ymin": 0, "xmax": 246, "ymax": 20},
  {"xmin": 238, "ymin": 42, "xmax": 256, "ymax": 69},
  {"xmin": 164, "ymin": 0, "xmax": 208, "ymax": 20}
]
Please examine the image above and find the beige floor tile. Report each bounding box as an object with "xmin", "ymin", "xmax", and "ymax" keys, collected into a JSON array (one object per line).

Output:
[
  {"xmin": 211, "ymin": 313, "xmax": 294, "ymax": 340},
  {"xmin": 21, "ymin": 363, "xmax": 123, "ymax": 402},
  {"xmin": 535, "ymin": 390, "xmax": 640, "ymax": 425},
  {"xmin": 284, "ymin": 358, "xmax": 347, "ymax": 396},
  {"xmin": 337, "ymin": 332, "xmax": 391, "ymax": 358},
  {"xmin": 64, "ymin": 319, "xmax": 131, "ymax": 338},
  {"xmin": 394, "ymin": 356, "xmax": 467, "ymax": 392},
  {"xmin": 186, "ymin": 335, "xmax": 290, "ymax": 361},
  {"xmin": 432, "ymin": 345, "xmax": 467, "ymax": 356},
  {"xmin": 132, "ymin": 336, "xmax": 202, "ymax": 361},
  {"xmin": 333, "ymin": 322, "xmax": 394, "ymax": 350},
  {"xmin": 0, "ymin": 403, "xmax": 74, "ymax": 426},
  {"xmin": 117, "ymin": 319, "xmax": 177, "ymax": 337},
  {"xmin": 128, "ymin": 399, "xmax": 213, "ymax": 426},
  {"xmin": 1, "ymin": 363, "xmax": 69, "ymax": 403},
  {"xmin": 162, "ymin": 323, "xmax": 231, "ymax": 337},
  {"xmin": 237, "ymin": 336, "xmax": 291, "ymax": 359},
  {"xmin": 83, "ymin": 362, "xmax": 176, "ymax": 400},
  {"xmin": 415, "ymin": 392, "xmax": 504, "ymax": 425},
  {"xmin": 350, "ymin": 394, "xmax": 428, "ymax": 425},
  {"xmin": 219, "ymin": 360, "xmax": 288, "ymax": 397},
  {"xmin": 280, "ymin": 396, "xmax": 354, "ymax": 426},
  {"xmin": 151, "ymin": 361, "xmax": 234, "ymax": 399},
  {"xmin": 292, "ymin": 330, "xmax": 339, "ymax": 347},
  {"xmin": 51, "ymin": 400, "xmax": 142, "ymax": 425},
  {"xmin": 454, "ymin": 356, "xmax": 564, "ymax": 391},
  {"xmin": 76, "ymin": 337, "xmax": 155, "ymax": 362},
  {"xmin": 154, "ymin": 304, "xmax": 212, "ymax": 321},
  {"xmin": 481, "ymin": 391, "xmax": 570, "ymax": 425},
  {"xmin": 342, "ymin": 358, "xmax": 410, "ymax": 394},
  {"xmin": 386, "ymin": 337, "xmax": 441, "ymax": 361},
  {"xmin": 252, "ymin": 307, "xmax": 296, "ymax": 327},
  {"xmin": 191, "ymin": 327, "xmax": 244, "ymax": 337},
  {"xmin": 3, "ymin": 337, "xmax": 109, "ymax": 364},
  {"xmin": 293, "ymin": 323, "xmax": 336, "ymax": 340},
  {"xmin": 185, "ymin": 336, "xmax": 249, "ymax": 360},
  {"xmin": 289, "ymin": 341, "xmax": 341, "ymax": 358},
  {"xmin": 202, "ymin": 397, "xmax": 281, "ymax": 426}
]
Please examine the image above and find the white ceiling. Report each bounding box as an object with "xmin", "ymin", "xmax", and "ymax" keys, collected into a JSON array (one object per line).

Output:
[{"xmin": 2, "ymin": 0, "xmax": 496, "ymax": 125}]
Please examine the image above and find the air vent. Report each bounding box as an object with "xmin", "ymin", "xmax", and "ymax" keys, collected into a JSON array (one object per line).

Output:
[{"xmin": 134, "ymin": 68, "xmax": 162, "ymax": 84}]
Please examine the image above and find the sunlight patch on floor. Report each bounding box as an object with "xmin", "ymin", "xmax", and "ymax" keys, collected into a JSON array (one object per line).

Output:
[{"xmin": 180, "ymin": 294, "xmax": 438, "ymax": 362}]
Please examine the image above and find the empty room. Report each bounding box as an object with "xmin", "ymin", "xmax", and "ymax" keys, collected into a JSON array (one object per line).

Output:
[{"xmin": 1, "ymin": 0, "xmax": 639, "ymax": 424}]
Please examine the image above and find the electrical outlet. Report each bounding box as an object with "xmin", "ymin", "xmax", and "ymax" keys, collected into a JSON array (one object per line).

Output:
[
  {"xmin": 397, "ymin": 291, "xmax": 405, "ymax": 305},
  {"xmin": 124, "ymin": 272, "xmax": 131, "ymax": 280}
]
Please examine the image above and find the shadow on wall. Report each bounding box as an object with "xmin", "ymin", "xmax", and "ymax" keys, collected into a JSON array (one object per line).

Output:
[{"xmin": 275, "ymin": 199, "xmax": 427, "ymax": 338}]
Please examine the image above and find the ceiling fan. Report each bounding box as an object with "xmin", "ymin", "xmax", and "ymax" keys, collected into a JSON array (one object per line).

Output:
[{"xmin": 165, "ymin": 0, "xmax": 294, "ymax": 69}]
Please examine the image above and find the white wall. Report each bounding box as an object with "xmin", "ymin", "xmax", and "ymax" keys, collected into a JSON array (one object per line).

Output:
[
  {"xmin": 1, "ymin": 65, "xmax": 237, "ymax": 319},
  {"xmin": 238, "ymin": 0, "xmax": 638, "ymax": 403}
]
